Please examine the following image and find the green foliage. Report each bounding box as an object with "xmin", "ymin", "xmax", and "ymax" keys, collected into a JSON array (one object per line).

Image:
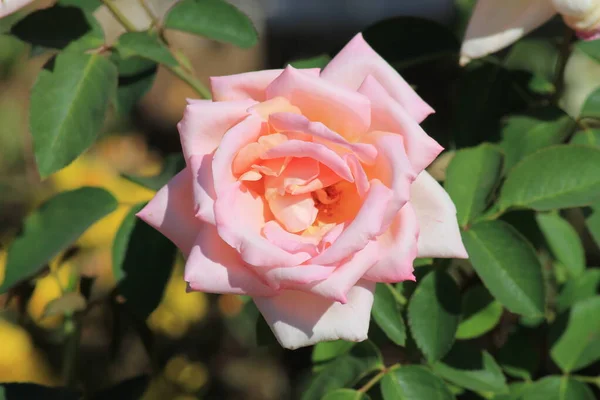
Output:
[
  {"xmin": 115, "ymin": 32, "xmax": 179, "ymax": 67},
  {"xmin": 569, "ymin": 128, "xmax": 600, "ymax": 146},
  {"xmin": 536, "ymin": 213, "xmax": 585, "ymax": 278},
  {"xmin": 380, "ymin": 366, "xmax": 455, "ymax": 400},
  {"xmin": 556, "ymin": 269, "xmax": 600, "ymax": 312},
  {"xmin": 522, "ymin": 377, "xmax": 595, "ymax": 400},
  {"xmin": 0, "ymin": 188, "xmax": 117, "ymax": 293},
  {"xmin": 109, "ymin": 54, "xmax": 157, "ymax": 117},
  {"xmin": 580, "ymin": 87, "xmax": 600, "ymax": 120},
  {"xmin": 122, "ymin": 153, "xmax": 185, "ymax": 191},
  {"xmin": 164, "ymin": 0, "xmax": 258, "ymax": 48},
  {"xmin": 288, "ymin": 54, "xmax": 331, "ymax": 69},
  {"xmin": 322, "ymin": 389, "xmax": 371, "ymax": 400},
  {"xmin": 372, "ymin": 284, "xmax": 406, "ymax": 346},
  {"xmin": 504, "ymin": 39, "xmax": 559, "ymax": 94},
  {"xmin": 455, "ymin": 285, "xmax": 503, "ymax": 340},
  {"xmin": 576, "ymin": 38, "xmax": 600, "ymax": 63}
]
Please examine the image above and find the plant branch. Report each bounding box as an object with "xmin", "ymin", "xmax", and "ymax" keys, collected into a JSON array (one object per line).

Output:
[
  {"xmin": 102, "ymin": 0, "xmax": 137, "ymax": 32},
  {"xmin": 358, "ymin": 364, "xmax": 399, "ymax": 393}
]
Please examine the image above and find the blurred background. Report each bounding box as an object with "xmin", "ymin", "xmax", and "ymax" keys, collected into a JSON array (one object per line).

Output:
[{"xmin": 1, "ymin": 0, "xmax": 599, "ymax": 399}]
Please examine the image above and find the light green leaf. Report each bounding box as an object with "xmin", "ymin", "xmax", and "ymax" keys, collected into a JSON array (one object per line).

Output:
[
  {"xmin": 498, "ymin": 145, "xmax": 600, "ymax": 211},
  {"xmin": 122, "ymin": 153, "xmax": 185, "ymax": 191},
  {"xmin": 462, "ymin": 221, "xmax": 545, "ymax": 317},
  {"xmin": 536, "ymin": 213, "xmax": 585, "ymax": 278},
  {"xmin": 445, "ymin": 143, "xmax": 503, "ymax": 226},
  {"xmin": 322, "ymin": 389, "xmax": 370, "ymax": 400},
  {"xmin": 164, "ymin": 0, "xmax": 258, "ymax": 48},
  {"xmin": 115, "ymin": 32, "xmax": 178, "ymax": 67},
  {"xmin": 586, "ymin": 202, "xmax": 600, "ymax": 248},
  {"xmin": 0, "ymin": 188, "xmax": 117, "ymax": 293},
  {"xmin": 504, "ymin": 39, "xmax": 559, "ymax": 94},
  {"xmin": 109, "ymin": 54, "xmax": 157, "ymax": 117},
  {"xmin": 380, "ymin": 365, "xmax": 455, "ymax": 400},
  {"xmin": 576, "ymin": 38, "xmax": 600, "ymax": 63},
  {"xmin": 456, "ymin": 285, "xmax": 503, "ymax": 339},
  {"xmin": 522, "ymin": 376, "xmax": 595, "ymax": 400},
  {"xmin": 580, "ymin": 87, "xmax": 600, "ymax": 120},
  {"xmin": 288, "ymin": 54, "xmax": 331, "ymax": 69},
  {"xmin": 556, "ymin": 269, "xmax": 600, "ymax": 312},
  {"xmin": 570, "ymin": 129, "xmax": 600, "ymax": 147},
  {"xmin": 30, "ymin": 52, "xmax": 117, "ymax": 178},
  {"xmin": 551, "ymin": 296, "xmax": 600, "ymax": 372},
  {"xmin": 407, "ymin": 271, "xmax": 460, "ymax": 362},
  {"xmin": 372, "ymin": 284, "xmax": 406, "ymax": 346}
]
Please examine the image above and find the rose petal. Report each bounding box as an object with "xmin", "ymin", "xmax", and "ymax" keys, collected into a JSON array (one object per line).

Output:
[
  {"xmin": 265, "ymin": 66, "xmax": 371, "ymax": 139},
  {"xmin": 358, "ymin": 75, "xmax": 443, "ymax": 174},
  {"xmin": 136, "ymin": 169, "xmax": 201, "ymax": 256},
  {"xmin": 0, "ymin": 0, "xmax": 34, "ymax": 18},
  {"xmin": 211, "ymin": 69, "xmax": 320, "ymax": 102},
  {"xmin": 189, "ymin": 154, "xmax": 217, "ymax": 225},
  {"xmin": 460, "ymin": 0, "xmax": 556, "ymax": 64},
  {"xmin": 267, "ymin": 192, "xmax": 319, "ymax": 233},
  {"xmin": 321, "ymin": 33, "xmax": 434, "ymax": 123},
  {"xmin": 411, "ymin": 171, "xmax": 468, "ymax": 258},
  {"xmin": 253, "ymin": 280, "xmax": 375, "ymax": 349},
  {"xmin": 185, "ymin": 224, "xmax": 277, "ymax": 296},
  {"xmin": 363, "ymin": 203, "xmax": 419, "ymax": 282},
  {"xmin": 262, "ymin": 264, "xmax": 336, "ymax": 288},
  {"xmin": 263, "ymin": 221, "xmax": 320, "ymax": 255},
  {"xmin": 263, "ymin": 157, "xmax": 320, "ymax": 195},
  {"xmin": 344, "ymin": 153, "xmax": 370, "ymax": 198}
]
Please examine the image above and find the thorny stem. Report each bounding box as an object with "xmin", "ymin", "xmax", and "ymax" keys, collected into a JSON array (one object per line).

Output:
[{"xmin": 358, "ymin": 364, "xmax": 399, "ymax": 393}]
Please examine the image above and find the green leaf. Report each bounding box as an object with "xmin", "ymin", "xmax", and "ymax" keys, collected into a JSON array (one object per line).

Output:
[
  {"xmin": 570, "ymin": 129, "xmax": 600, "ymax": 147},
  {"xmin": 498, "ymin": 145, "xmax": 600, "ymax": 211},
  {"xmin": 301, "ymin": 341, "xmax": 383, "ymax": 400},
  {"xmin": 586, "ymin": 202, "xmax": 600, "ymax": 248},
  {"xmin": 122, "ymin": 153, "xmax": 185, "ymax": 191},
  {"xmin": 462, "ymin": 221, "xmax": 545, "ymax": 317},
  {"xmin": 380, "ymin": 366, "xmax": 455, "ymax": 400},
  {"xmin": 322, "ymin": 389, "xmax": 370, "ymax": 400},
  {"xmin": 42, "ymin": 292, "xmax": 87, "ymax": 318},
  {"xmin": 312, "ymin": 340, "xmax": 356, "ymax": 365},
  {"xmin": 522, "ymin": 377, "xmax": 595, "ymax": 400},
  {"xmin": 551, "ymin": 296, "xmax": 600, "ymax": 372},
  {"xmin": 580, "ymin": 87, "xmax": 600, "ymax": 120},
  {"xmin": 576, "ymin": 38, "xmax": 600, "ymax": 63},
  {"xmin": 10, "ymin": 5, "xmax": 100, "ymax": 49},
  {"xmin": 456, "ymin": 285, "xmax": 503, "ymax": 339},
  {"xmin": 1, "ymin": 188, "xmax": 116, "ymax": 293},
  {"xmin": 445, "ymin": 143, "xmax": 503, "ymax": 226},
  {"xmin": 110, "ymin": 54, "xmax": 157, "ymax": 117},
  {"xmin": 496, "ymin": 328, "xmax": 540, "ymax": 380},
  {"xmin": 556, "ymin": 269, "xmax": 600, "ymax": 312},
  {"xmin": 31, "ymin": 52, "xmax": 117, "ymax": 178},
  {"xmin": 407, "ymin": 271, "xmax": 460, "ymax": 362},
  {"xmin": 536, "ymin": 213, "xmax": 585, "ymax": 278},
  {"xmin": 164, "ymin": 0, "xmax": 258, "ymax": 48},
  {"xmin": 113, "ymin": 203, "xmax": 177, "ymax": 319},
  {"xmin": 115, "ymin": 32, "xmax": 178, "ymax": 67},
  {"xmin": 0, "ymin": 384, "xmax": 79, "ymax": 400},
  {"xmin": 500, "ymin": 108, "xmax": 574, "ymax": 172},
  {"xmin": 432, "ymin": 344, "xmax": 508, "ymax": 394},
  {"xmin": 59, "ymin": 0, "xmax": 102, "ymax": 13},
  {"xmin": 504, "ymin": 39, "xmax": 559, "ymax": 94},
  {"xmin": 288, "ymin": 54, "xmax": 331, "ymax": 69},
  {"xmin": 255, "ymin": 313, "xmax": 277, "ymax": 347},
  {"xmin": 372, "ymin": 284, "xmax": 406, "ymax": 346}
]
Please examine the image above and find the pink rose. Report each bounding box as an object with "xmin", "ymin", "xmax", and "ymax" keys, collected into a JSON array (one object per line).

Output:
[
  {"xmin": 0, "ymin": 0, "xmax": 34, "ymax": 18},
  {"xmin": 138, "ymin": 33, "xmax": 467, "ymax": 349}
]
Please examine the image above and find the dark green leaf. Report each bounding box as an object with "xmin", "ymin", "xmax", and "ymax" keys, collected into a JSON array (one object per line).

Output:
[
  {"xmin": 462, "ymin": 221, "xmax": 545, "ymax": 317},
  {"xmin": 497, "ymin": 328, "xmax": 540, "ymax": 380},
  {"xmin": 536, "ymin": 213, "xmax": 585, "ymax": 278},
  {"xmin": 569, "ymin": 129, "xmax": 600, "ymax": 147},
  {"xmin": 0, "ymin": 188, "xmax": 117, "ymax": 293},
  {"xmin": 380, "ymin": 366, "xmax": 455, "ymax": 400},
  {"xmin": 31, "ymin": 52, "xmax": 117, "ymax": 178},
  {"xmin": 407, "ymin": 271, "xmax": 460, "ymax": 362},
  {"xmin": 122, "ymin": 153, "xmax": 185, "ymax": 191},
  {"xmin": 115, "ymin": 32, "xmax": 178, "ymax": 67},
  {"xmin": 576, "ymin": 38, "xmax": 600, "ymax": 63},
  {"xmin": 0, "ymin": 384, "xmax": 79, "ymax": 400},
  {"xmin": 323, "ymin": 389, "xmax": 370, "ymax": 400},
  {"xmin": 288, "ymin": 54, "xmax": 331, "ymax": 69},
  {"xmin": 522, "ymin": 377, "xmax": 595, "ymax": 400},
  {"xmin": 498, "ymin": 145, "xmax": 600, "ymax": 211},
  {"xmin": 445, "ymin": 143, "xmax": 503, "ymax": 226},
  {"xmin": 551, "ymin": 296, "xmax": 600, "ymax": 372},
  {"xmin": 113, "ymin": 203, "xmax": 177, "ymax": 319},
  {"xmin": 456, "ymin": 285, "xmax": 503, "ymax": 340},
  {"xmin": 372, "ymin": 284, "xmax": 406, "ymax": 346},
  {"xmin": 110, "ymin": 55, "xmax": 157, "ymax": 117},
  {"xmin": 580, "ymin": 87, "xmax": 600, "ymax": 120},
  {"xmin": 164, "ymin": 0, "xmax": 258, "ymax": 48},
  {"xmin": 586, "ymin": 202, "xmax": 600, "ymax": 248},
  {"xmin": 556, "ymin": 269, "xmax": 600, "ymax": 312},
  {"xmin": 301, "ymin": 341, "xmax": 383, "ymax": 400},
  {"xmin": 504, "ymin": 39, "xmax": 559, "ymax": 94},
  {"xmin": 500, "ymin": 108, "xmax": 574, "ymax": 172},
  {"xmin": 256, "ymin": 313, "xmax": 278, "ymax": 347},
  {"xmin": 312, "ymin": 340, "xmax": 355, "ymax": 364}
]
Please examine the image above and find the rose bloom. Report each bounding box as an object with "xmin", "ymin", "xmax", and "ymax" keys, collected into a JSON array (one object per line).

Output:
[
  {"xmin": 461, "ymin": 0, "xmax": 600, "ymax": 65},
  {"xmin": 0, "ymin": 0, "xmax": 34, "ymax": 18},
  {"xmin": 138, "ymin": 33, "xmax": 468, "ymax": 349}
]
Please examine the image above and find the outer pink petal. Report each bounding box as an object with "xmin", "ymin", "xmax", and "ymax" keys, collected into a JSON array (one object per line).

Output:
[
  {"xmin": 189, "ymin": 154, "xmax": 216, "ymax": 225},
  {"xmin": 0, "ymin": 0, "xmax": 34, "ymax": 18},
  {"xmin": 265, "ymin": 66, "xmax": 371, "ymax": 139},
  {"xmin": 136, "ymin": 169, "xmax": 200, "ymax": 257},
  {"xmin": 344, "ymin": 154, "xmax": 370, "ymax": 198},
  {"xmin": 411, "ymin": 171, "xmax": 468, "ymax": 258},
  {"xmin": 262, "ymin": 264, "xmax": 337, "ymax": 288},
  {"xmin": 309, "ymin": 179, "xmax": 392, "ymax": 266},
  {"xmin": 363, "ymin": 203, "xmax": 419, "ymax": 282},
  {"xmin": 210, "ymin": 69, "xmax": 320, "ymax": 102},
  {"xmin": 267, "ymin": 192, "xmax": 319, "ymax": 233},
  {"xmin": 460, "ymin": 0, "xmax": 556, "ymax": 64},
  {"xmin": 178, "ymin": 99, "xmax": 257, "ymax": 161},
  {"xmin": 185, "ymin": 223, "xmax": 277, "ymax": 296},
  {"xmin": 269, "ymin": 112, "xmax": 378, "ymax": 164},
  {"xmin": 262, "ymin": 221, "xmax": 320, "ymax": 255},
  {"xmin": 321, "ymin": 33, "xmax": 434, "ymax": 123},
  {"xmin": 253, "ymin": 280, "xmax": 375, "ymax": 349},
  {"xmin": 359, "ymin": 75, "xmax": 443, "ymax": 174}
]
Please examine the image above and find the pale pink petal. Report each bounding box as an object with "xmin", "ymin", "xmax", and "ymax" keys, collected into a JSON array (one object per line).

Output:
[
  {"xmin": 252, "ymin": 158, "xmax": 290, "ymax": 177},
  {"xmin": 265, "ymin": 66, "xmax": 371, "ymax": 139},
  {"xmin": 321, "ymin": 33, "xmax": 434, "ymax": 123},
  {"xmin": 211, "ymin": 69, "xmax": 320, "ymax": 102},
  {"xmin": 178, "ymin": 99, "xmax": 257, "ymax": 161},
  {"xmin": 0, "ymin": 0, "xmax": 34, "ymax": 18},
  {"xmin": 214, "ymin": 182, "xmax": 312, "ymax": 268},
  {"xmin": 189, "ymin": 154, "xmax": 217, "ymax": 225},
  {"xmin": 344, "ymin": 153, "xmax": 370, "ymax": 198},
  {"xmin": 288, "ymin": 166, "xmax": 342, "ymax": 195},
  {"xmin": 185, "ymin": 224, "xmax": 276, "ymax": 296},
  {"xmin": 262, "ymin": 264, "xmax": 336, "ymax": 288},
  {"xmin": 363, "ymin": 203, "xmax": 419, "ymax": 282},
  {"xmin": 262, "ymin": 140, "xmax": 354, "ymax": 182},
  {"xmin": 136, "ymin": 169, "xmax": 200, "ymax": 256},
  {"xmin": 460, "ymin": 0, "xmax": 556, "ymax": 64},
  {"xmin": 269, "ymin": 112, "xmax": 378, "ymax": 164},
  {"xmin": 309, "ymin": 180, "xmax": 392, "ymax": 266},
  {"xmin": 263, "ymin": 157, "xmax": 320, "ymax": 195},
  {"xmin": 411, "ymin": 171, "xmax": 468, "ymax": 258},
  {"xmin": 263, "ymin": 221, "xmax": 320, "ymax": 255},
  {"xmin": 248, "ymin": 96, "xmax": 302, "ymax": 120},
  {"xmin": 358, "ymin": 75, "xmax": 443, "ymax": 174},
  {"xmin": 253, "ymin": 280, "xmax": 375, "ymax": 349},
  {"xmin": 266, "ymin": 192, "xmax": 319, "ymax": 233},
  {"xmin": 239, "ymin": 170, "xmax": 263, "ymax": 181}
]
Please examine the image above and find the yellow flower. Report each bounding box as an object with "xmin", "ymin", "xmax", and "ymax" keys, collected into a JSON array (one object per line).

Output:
[{"xmin": 164, "ymin": 355, "xmax": 208, "ymax": 393}]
